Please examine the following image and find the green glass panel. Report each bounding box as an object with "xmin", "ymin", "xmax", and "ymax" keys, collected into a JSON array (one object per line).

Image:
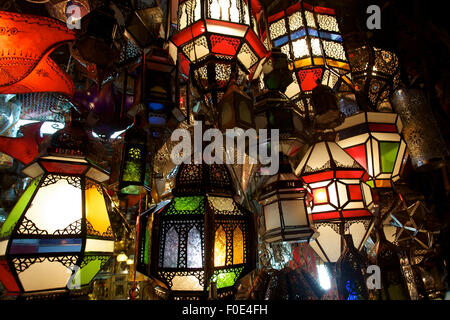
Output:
[
  {"xmin": 122, "ymin": 147, "xmax": 143, "ymax": 183},
  {"xmin": 366, "ymin": 180, "xmax": 375, "ymax": 188},
  {"xmin": 380, "ymin": 142, "xmax": 399, "ymax": 173},
  {"xmin": 166, "ymin": 196, "xmax": 204, "ymax": 215},
  {"xmin": 72, "ymin": 256, "xmax": 108, "ymax": 287},
  {"xmin": 0, "ymin": 176, "xmax": 41, "ymax": 238},
  {"xmin": 144, "ymin": 229, "xmax": 149, "ymax": 265},
  {"xmin": 211, "ymin": 267, "xmax": 243, "ymax": 289},
  {"xmin": 121, "ymin": 185, "xmax": 141, "ymax": 195}
]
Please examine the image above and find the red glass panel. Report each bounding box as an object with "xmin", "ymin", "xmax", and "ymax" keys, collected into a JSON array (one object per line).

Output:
[
  {"xmin": 302, "ymin": 2, "xmax": 313, "ymax": 11},
  {"xmin": 268, "ymin": 11, "xmax": 285, "ymax": 23},
  {"xmin": 301, "ymin": 171, "xmax": 333, "ymax": 183},
  {"xmin": 286, "ymin": 2, "xmax": 302, "ymax": 15},
  {"xmin": 348, "ymin": 185, "xmax": 363, "ymax": 200},
  {"xmin": 171, "ymin": 20, "xmax": 206, "ymax": 47},
  {"xmin": 298, "ymin": 68, "xmax": 323, "ymax": 92},
  {"xmin": 210, "ymin": 35, "xmax": 241, "ymax": 56},
  {"xmin": 178, "ymin": 53, "xmax": 190, "ymax": 78},
  {"xmin": 314, "ymin": 6, "xmax": 335, "ymax": 15},
  {"xmin": 311, "ymin": 211, "xmax": 340, "ymax": 221},
  {"xmin": 344, "ymin": 145, "xmax": 368, "ymax": 171},
  {"xmin": 0, "ymin": 122, "xmax": 43, "ymax": 165},
  {"xmin": 335, "ymin": 169, "xmax": 365, "ymax": 179},
  {"xmin": 0, "ymin": 259, "xmax": 19, "ymax": 292},
  {"xmin": 251, "ymin": 0, "xmax": 264, "ymax": 14},
  {"xmin": 0, "ymin": 54, "xmax": 75, "ymax": 96},
  {"xmin": 41, "ymin": 161, "xmax": 87, "ymax": 175},
  {"xmin": 245, "ymin": 29, "xmax": 267, "ymax": 58},
  {"xmin": 368, "ymin": 123, "xmax": 397, "ymax": 133},
  {"xmin": 0, "ymin": 11, "xmax": 75, "ymax": 88},
  {"xmin": 341, "ymin": 209, "xmax": 371, "ymax": 218}
]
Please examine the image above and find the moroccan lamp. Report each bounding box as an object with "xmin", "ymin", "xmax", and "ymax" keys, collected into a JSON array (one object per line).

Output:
[
  {"xmin": 259, "ymin": 155, "xmax": 314, "ymax": 243},
  {"xmin": 0, "ymin": 111, "xmax": 114, "ymax": 297},
  {"xmin": 295, "ymin": 140, "xmax": 375, "ymax": 262},
  {"xmin": 137, "ymin": 163, "xmax": 256, "ymax": 299},
  {"xmin": 334, "ymin": 111, "xmax": 408, "ymax": 189}
]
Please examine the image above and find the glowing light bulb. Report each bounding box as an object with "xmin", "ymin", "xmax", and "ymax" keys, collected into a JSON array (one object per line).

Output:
[{"xmin": 313, "ymin": 188, "xmax": 328, "ymax": 204}]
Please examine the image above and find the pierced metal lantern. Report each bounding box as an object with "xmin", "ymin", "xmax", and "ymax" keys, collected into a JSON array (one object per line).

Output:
[
  {"xmin": 259, "ymin": 159, "xmax": 314, "ymax": 243},
  {"xmin": 124, "ymin": 6, "xmax": 164, "ymax": 49},
  {"xmin": 137, "ymin": 163, "xmax": 256, "ymax": 299},
  {"xmin": 295, "ymin": 140, "xmax": 374, "ymax": 262},
  {"xmin": 335, "ymin": 111, "xmax": 408, "ymax": 189},
  {"xmin": 267, "ymin": 1, "xmax": 353, "ymax": 117},
  {"xmin": 0, "ymin": 116, "xmax": 114, "ymax": 297},
  {"xmin": 171, "ymin": 0, "xmax": 268, "ymax": 107},
  {"xmin": 347, "ymin": 46, "xmax": 400, "ymax": 111},
  {"xmin": 118, "ymin": 116, "xmax": 152, "ymax": 195}
]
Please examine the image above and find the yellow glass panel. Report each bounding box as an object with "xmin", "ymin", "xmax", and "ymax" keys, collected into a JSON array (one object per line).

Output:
[
  {"xmin": 85, "ymin": 184, "xmax": 111, "ymax": 236},
  {"xmin": 214, "ymin": 226, "xmax": 226, "ymax": 267},
  {"xmin": 233, "ymin": 227, "xmax": 244, "ymax": 265},
  {"xmin": 326, "ymin": 59, "xmax": 350, "ymax": 71},
  {"xmin": 313, "ymin": 57, "xmax": 325, "ymax": 66}
]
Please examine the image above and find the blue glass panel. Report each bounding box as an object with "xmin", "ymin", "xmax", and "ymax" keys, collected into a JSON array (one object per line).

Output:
[
  {"xmin": 147, "ymin": 102, "xmax": 165, "ymax": 111},
  {"xmin": 290, "ymin": 29, "xmax": 307, "ymax": 41},
  {"xmin": 274, "ymin": 35, "xmax": 289, "ymax": 47},
  {"xmin": 10, "ymin": 238, "xmax": 82, "ymax": 254},
  {"xmin": 307, "ymin": 28, "xmax": 319, "ymax": 37},
  {"xmin": 319, "ymin": 31, "xmax": 342, "ymax": 42},
  {"xmin": 148, "ymin": 116, "xmax": 167, "ymax": 126}
]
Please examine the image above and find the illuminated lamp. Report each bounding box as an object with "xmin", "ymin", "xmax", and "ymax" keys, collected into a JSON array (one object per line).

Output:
[
  {"xmin": 0, "ymin": 111, "xmax": 114, "ymax": 297},
  {"xmin": 295, "ymin": 140, "xmax": 374, "ymax": 262},
  {"xmin": 118, "ymin": 115, "xmax": 152, "ymax": 195},
  {"xmin": 334, "ymin": 111, "xmax": 408, "ymax": 189},
  {"xmin": 170, "ymin": 0, "xmax": 268, "ymax": 107},
  {"xmin": 137, "ymin": 163, "xmax": 256, "ymax": 299},
  {"xmin": 267, "ymin": 1, "xmax": 354, "ymax": 118},
  {"xmin": 347, "ymin": 46, "xmax": 400, "ymax": 111},
  {"xmin": 259, "ymin": 156, "xmax": 314, "ymax": 243}
]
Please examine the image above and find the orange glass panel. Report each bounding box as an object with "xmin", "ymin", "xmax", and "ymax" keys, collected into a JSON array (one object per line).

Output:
[
  {"xmin": 0, "ymin": 11, "xmax": 75, "ymax": 87},
  {"xmin": 233, "ymin": 227, "xmax": 244, "ymax": 265},
  {"xmin": 375, "ymin": 180, "xmax": 391, "ymax": 188},
  {"xmin": 292, "ymin": 58, "xmax": 313, "ymax": 69},
  {"xmin": 85, "ymin": 183, "xmax": 112, "ymax": 237},
  {"xmin": 325, "ymin": 59, "xmax": 350, "ymax": 71},
  {"xmin": 214, "ymin": 226, "xmax": 226, "ymax": 267},
  {"xmin": 312, "ymin": 57, "xmax": 325, "ymax": 66}
]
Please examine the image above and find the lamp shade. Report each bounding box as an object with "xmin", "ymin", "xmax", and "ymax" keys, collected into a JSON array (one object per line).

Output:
[
  {"xmin": 335, "ymin": 111, "xmax": 408, "ymax": 188},
  {"xmin": 137, "ymin": 163, "xmax": 256, "ymax": 299},
  {"xmin": 0, "ymin": 119, "xmax": 114, "ymax": 296},
  {"xmin": 295, "ymin": 140, "xmax": 374, "ymax": 262},
  {"xmin": 267, "ymin": 1, "xmax": 353, "ymax": 117},
  {"xmin": 259, "ymin": 161, "xmax": 314, "ymax": 243}
]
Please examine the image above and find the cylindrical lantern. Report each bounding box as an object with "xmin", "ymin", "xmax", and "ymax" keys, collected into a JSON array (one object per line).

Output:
[
  {"xmin": 391, "ymin": 88, "xmax": 449, "ymax": 170},
  {"xmin": 259, "ymin": 159, "xmax": 314, "ymax": 243},
  {"xmin": 137, "ymin": 163, "xmax": 255, "ymax": 299},
  {"xmin": 334, "ymin": 111, "xmax": 408, "ymax": 188},
  {"xmin": 295, "ymin": 140, "xmax": 374, "ymax": 262},
  {"xmin": 0, "ymin": 115, "xmax": 114, "ymax": 297},
  {"xmin": 267, "ymin": 1, "xmax": 354, "ymax": 117}
]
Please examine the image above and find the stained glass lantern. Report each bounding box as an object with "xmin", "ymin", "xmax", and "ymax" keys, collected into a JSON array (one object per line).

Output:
[
  {"xmin": 216, "ymin": 80, "xmax": 254, "ymax": 131},
  {"xmin": 295, "ymin": 140, "xmax": 375, "ymax": 262},
  {"xmin": 347, "ymin": 46, "xmax": 400, "ymax": 111},
  {"xmin": 334, "ymin": 112, "xmax": 408, "ymax": 189},
  {"xmin": 267, "ymin": 1, "xmax": 354, "ymax": 118},
  {"xmin": 0, "ymin": 114, "xmax": 114, "ymax": 297},
  {"xmin": 171, "ymin": 0, "xmax": 268, "ymax": 107},
  {"xmin": 137, "ymin": 163, "xmax": 256, "ymax": 299},
  {"xmin": 259, "ymin": 157, "xmax": 314, "ymax": 243},
  {"xmin": 117, "ymin": 116, "xmax": 152, "ymax": 195}
]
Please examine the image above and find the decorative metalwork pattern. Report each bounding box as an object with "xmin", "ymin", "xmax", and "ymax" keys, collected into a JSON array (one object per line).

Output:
[
  {"xmin": 86, "ymin": 221, "xmax": 114, "ymax": 239},
  {"xmin": 13, "ymin": 255, "xmax": 78, "ymax": 273},
  {"xmin": 317, "ymin": 14, "xmax": 339, "ymax": 32},
  {"xmin": 54, "ymin": 219, "xmax": 82, "ymax": 235},
  {"xmin": 41, "ymin": 174, "xmax": 82, "ymax": 189},
  {"xmin": 79, "ymin": 255, "xmax": 111, "ymax": 269},
  {"xmin": 322, "ymin": 40, "xmax": 346, "ymax": 60},
  {"xmin": 159, "ymin": 270, "xmax": 205, "ymax": 290},
  {"xmin": 17, "ymin": 217, "xmax": 48, "ymax": 235}
]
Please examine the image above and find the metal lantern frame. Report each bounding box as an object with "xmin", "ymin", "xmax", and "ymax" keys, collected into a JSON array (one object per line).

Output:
[
  {"xmin": 137, "ymin": 163, "xmax": 256, "ymax": 300},
  {"xmin": 267, "ymin": 1, "xmax": 354, "ymax": 116},
  {"xmin": 0, "ymin": 137, "xmax": 114, "ymax": 296},
  {"xmin": 259, "ymin": 161, "xmax": 314, "ymax": 243},
  {"xmin": 335, "ymin": 111, "xmax": 408, "ymax": 189}
]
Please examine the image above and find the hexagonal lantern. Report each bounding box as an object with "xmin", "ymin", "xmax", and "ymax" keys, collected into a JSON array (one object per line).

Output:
[{"xmin": 0, "ymin": 115, "xmax": 114, "ymax": 297}]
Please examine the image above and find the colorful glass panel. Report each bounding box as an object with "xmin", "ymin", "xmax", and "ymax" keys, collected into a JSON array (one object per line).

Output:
[
  {"xmin": 214, "ymin": 226, "xmax": 226, "ymax": 267},
  {"xmin": 187, "ymin": 227, "xmax": 203, "ymax": 268},
  {"xmin": 379, "ymin": 142, "xmax": 400, "ymax": 173},
  {"xmin": 232, "ymin": 227, "xmax": 244, "ymax": 264},
  {"xmin": 85, "ymin": 183, "xmax": 112, "ymax": 237}
]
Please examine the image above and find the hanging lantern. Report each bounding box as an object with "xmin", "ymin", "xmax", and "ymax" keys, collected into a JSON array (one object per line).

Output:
[
  {"xmin": 258, "ymin": 157, "xmax": 314, "ymax": 243},
  {"xmin": 124, "ymin": 6, "xmax": 164, "ymax": 49},
  {"xmin": 347, "ymin": 46, "xmax": 400, "ymax": 111},
  {"xmin": 0, "ymin": 112, "xmax": 114, "ymax": 297},
  {"xmin": 117, "ymin": 116, "xmax": 152, "ymax": 195},
  {"xmin": 137, "ymin": 163, "xmax": 256, "ymax": 299},
  {"xmin": 295, "ymin": 140, "xmax": 374, "ymax": 262},
  {"xmin": 267, "ymin": 1, "xmax": 354, "ymax": 118},
  {"xmin": 334, "ymin": 111, "xmax": 408, "ymax": 188},
  {"xmin": 170, "ymin": 0, "xmax": 268, "ymax": 107}
]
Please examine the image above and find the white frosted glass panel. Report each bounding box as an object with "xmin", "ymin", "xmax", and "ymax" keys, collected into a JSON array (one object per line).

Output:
[
  {"xmin": 22, "ymin": 163, "xmax": 44, "ymax": 179},
  {"xmin": 0, "ymin": 240, "xmax": 7, "ymax": 255},
  {"xmin": 24, "ymin": 179, "xmax": 82, "ymax": 234},
  {"xmin": 372, "ymin": 132, "xmax": 400, "ymax": 142},
  {"xmin": 328, "ymin": 142, "xmax": 356, "ymax": 167},
  {"xmin": 163, "ymin": 227, "xmax": 178, "ymax": 268},
  {"xmin": 345, "ymin": 222, "xmax": 367, "ymax": 250},
  {"xmin": 171, "ymin": 275, "xmax": 203, "ymax": 291},
  {"xmin": 187, "ymin": 227, "xmax": 202, "ymax": 268},
  {"xmin": 329, "ymin": 182, "xmax": 340, "ymax": 207},
  {"xmin": 337, "ymin": 134, "xmax": 369, "ymax": 149},
  {"xmin": 86, "ymin": 167, "xmax": 109, "ymax": 183},
  {"xmin": 85, "ymin": 239, "xmax": 114, "ymax": 253},
  {"xmin": 281, "ymin": 200, "xmax": 307, "ymax": 227},
  {"xmin": 264, "ymin": 203, "xmax": 281, "ymax": 230},
  {"xmin": 18, "ymin": 259, "xmax": 72, "ymax": 292},
  {"xmin": 315, "ymin": 224, "xmax": 341, "ymax": 262},
  {"xmin": 307, "ymin": 142, "xmax": 330, "ymax": 171}
]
